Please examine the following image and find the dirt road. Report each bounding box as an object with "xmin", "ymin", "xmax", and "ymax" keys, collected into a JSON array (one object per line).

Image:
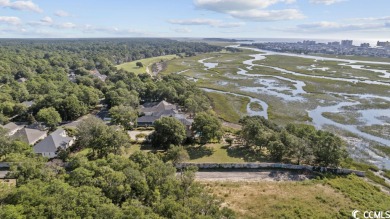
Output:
[{"xmin": 193, "ymin": 170, "xmax": 313, "ymax": 182}]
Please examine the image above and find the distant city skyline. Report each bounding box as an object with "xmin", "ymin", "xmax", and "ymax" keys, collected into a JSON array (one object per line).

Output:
[{"xmin": 0, "ymin": 0, "xmax": 390, "ymax": 40}]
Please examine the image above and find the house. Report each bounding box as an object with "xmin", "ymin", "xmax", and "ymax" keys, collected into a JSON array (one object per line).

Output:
[
  {"xmin": 0, "ymin": 122, "xmax": 25, "ymax": 136},
  {"xmin": 173, "ymin": 114, "xmax": 194, "ymax": 137},
  {"xmin": 33, "ymin": 128, "xmax": 75, "ymax": 158},
  {"xmin": 13, "ymin": 128, "xmax": 47, "ymax": 145},
  {"xmin": 137, "ymin": 101, "xmax": 178, "ymax": 126},
  {"xmin": 137, "ymin": 101, "xmax": 194, "ymax": 137},
  {"xmin": 21, "ymin": 101, "xmax": 35, "ymax": 108},
  {"xmin": 17, "ymin": 77, "xmax": 27, "ymax": 83},
  {"xmin": 140, "ymin": 101, "xmax": 177, "ymax": 116},
  {"xmin": 90, "ymin": 69, "xmax": 107, "ymax": 82},
  {"xmin": 68, "ymin": 71, "xmax": 77, "ymax": 83}
]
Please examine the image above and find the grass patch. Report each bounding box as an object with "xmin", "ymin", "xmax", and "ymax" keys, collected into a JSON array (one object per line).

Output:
[
  {"xmin": 341, "ymin": 159, "xmax": 390, "ymax": 189},
  {"xmin": 206, "ymin": 92, "xmax": 249, "ymax": 123},
  {"xmin": 249, "ymin": 102, "xmax": 263, "ymax": 112},
  {"xmin": 383, "ymin": 170, "xmax": 390, "ymax": 180},
  {"xmin": 312, "ymin": 53, "xmax": 390, "ymax": 63},
  {"xmin": 358, "ymin": 124, "xmax": 390, "ymax": 140},
  {"xmin": 186, "ymin": 144, "xmax": 246, "ymax": 163},
  {"xmin": 321, "ymin": 111, "xmax": 363, "ymax": 125},
  {"xmin": 205, "ymin": 175, "xmax": 390, "ymax": 219},
  {"xmin": 116, "ymin": 55, "xmax": 178, "ymax": 74},
  {"xmin": 186, "ymin": 144, "xmax": 270, "ymax": 163},
  {"xmin": 374, "ymin": 145, "xmax": 390, "ymax": 157}
]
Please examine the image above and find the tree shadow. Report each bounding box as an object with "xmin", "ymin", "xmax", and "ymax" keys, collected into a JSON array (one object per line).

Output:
[
  {"xmin": 186, "ymin": 146, "xmax": 214, "ymax": 160},
  {"xmin": 223, "ymin": 145, "xmax": 269, "ymax": 162},
  {"xmin": 139, "ymin": 143, "xmax": 155, "ymax": 151}
]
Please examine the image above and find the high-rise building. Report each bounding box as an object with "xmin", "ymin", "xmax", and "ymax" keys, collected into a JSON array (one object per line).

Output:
[
  {"xmin": 303, "ymin": 40, "xmax": 316, "ymax": 45},
  {"xmin": 377, "ymin": 41, "xmax": 390, "ymax": 47},
  {"xmin": 360, "ymin": 43, "xmax": 370, "ymax": 48},
  {"xmin": 341, "ymin": 40, "xmax": 353, "ymax": 47},
  {"xmin": 328, "ymin": 41, "xmax": 340, "ymax": 46}
]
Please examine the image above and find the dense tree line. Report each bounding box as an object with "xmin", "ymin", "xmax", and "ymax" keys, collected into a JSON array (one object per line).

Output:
[
  {"xmin": 239, "ymin": 116, "xmax": 347, "ymax": 167},
  {"xmin": 0, "ymin": 39, "xmax": 219, "ymax": 126},
  {"xmin": 0, "ymin": 151, "xmax": 234, "ymax": 218}
]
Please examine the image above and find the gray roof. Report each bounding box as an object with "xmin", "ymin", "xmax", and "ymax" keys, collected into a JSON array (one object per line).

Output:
[
  {"xmin": 17, "ymin": 78, "xmax": 27, "ymax": 83},
  {"xmin": 34, "ymin": 128, "xmax": 73, "ymax": 153},
  {"xmin": 175, "ymin": 117, "xmax": 193, "ymax": 126},
  {"xmin": 21, "ymin": 101, "xmax": 35, "ymax": 108},
  {"xmin": 140, "ymin": 101, "xmax": 177, "ymax": 114},
  {"xmin": 13, "ymin": 128, "xmax": 47, "ymax": 145},
  {"xmin": 154, "ymin": 109, "xmax": 177, "ymax": 117},
  {"xmin": 1, "ymin": 122, "xmax": 24, "ymax": 132},
  {"xmin": 137, "ymin": 116, "xmax": 159, "ymax": 124}
]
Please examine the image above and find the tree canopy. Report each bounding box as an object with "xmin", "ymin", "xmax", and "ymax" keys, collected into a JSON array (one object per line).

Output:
[
  {"xmin": 36, "ymin": 107, "xmax": 62, "ymax": 128},
  {"xmin": 239, "ymin": 116, "xmax": 347, "ymax": 166},
  {"xmin": 0, "ymin": 152, "xmax": 234, "ymax": 218},
  {"xmin": 151, "ymin": 117, "xmax": 187, "ymax": 149},
  {"xmin": 192, "ymin": 112, "xmax": 223, "ymax": 144}
]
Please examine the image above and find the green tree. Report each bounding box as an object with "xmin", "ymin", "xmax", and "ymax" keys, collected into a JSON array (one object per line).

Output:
[
  {"xmin": 36, "ymin": 107, "xmax": 62, "ymax": 128},
  {"xmin": 59, "ymin": 95, "xmax": 87, "ymax": 121},
  {"xmin": 76, "ymin": 117, "xmax": 131, "ymax": 158},
  {"xmin": 0, "ymin": 128, "xmax": 31, "ymax": 158},
  {"xmin": 267, "ymin": 140, "xmax": 286, "ymax": 162},
  {"xmin": 239, "ymin": 116, "xmax": 273, "ymax": 148},
  {"xmin": 151, "ymin": 117, "xmax": 186, "ymax": 149},
  {"xmin": 109, "ymin": 105, "xmax": 138, "ymax": 129},
  {"xmin": 192, "ymin": 112, "xmax": 223, "ymax": 144},
  {"xmin": 165, "ymin": 146, "xmax": 190, "ymax": 164},
  {"xmin": 136, "ymin": 62, "xmax": 144, "ymax": 68},
  {"xmin": 314, "ymin": 131, "xmax": 346, "ymax": 167}
]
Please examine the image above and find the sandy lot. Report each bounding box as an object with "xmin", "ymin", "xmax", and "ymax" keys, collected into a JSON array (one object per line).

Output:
[{"xmin": 127, "ymin": 130, "xmax": 153, "ymax": 141}]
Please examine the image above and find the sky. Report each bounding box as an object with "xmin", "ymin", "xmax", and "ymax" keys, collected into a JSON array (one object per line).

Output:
[{"xmin": 0, "ymin": 0, "xmax": 390, "ymax": 42}]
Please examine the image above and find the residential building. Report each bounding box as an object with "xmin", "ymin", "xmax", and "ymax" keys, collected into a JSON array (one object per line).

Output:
[
  {"xmin": 34, "ymin": 128, "xmax": 75, "ymax": 158},
  {"xmin": 17, "ymin": 77, "xmax": 27, "ymax": 83},
  {"xmin": 21, "ymin": 101, "xmax": 35, "ymax": 108},
  {"xmin": 90, "ymin": 69, "xmax": 107, "ymax": 81},
  {"xmin": 1, "ymin": 122, "xmax": 25, "ymax": 136},
  {"xmin": 13, "ymin": 128, "xmax": 47, "ymax": 145},
  {"xmin": 137, "ymin": 101, "xmax": 193, "ymax": 136}
]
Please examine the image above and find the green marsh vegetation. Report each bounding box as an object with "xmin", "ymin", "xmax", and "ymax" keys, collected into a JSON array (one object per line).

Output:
[
  {"xmin": 116, "ymin": 54, "xmax": 178, "ymax": 74},
  {"xmin": 206, "ymin": 174, "xmax": 390, "ymax": 219}
]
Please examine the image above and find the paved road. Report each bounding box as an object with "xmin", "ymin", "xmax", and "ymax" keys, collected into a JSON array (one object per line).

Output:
[{"xmin": 193, "ymin": 170, "xmax": 313, "ymax": 182}]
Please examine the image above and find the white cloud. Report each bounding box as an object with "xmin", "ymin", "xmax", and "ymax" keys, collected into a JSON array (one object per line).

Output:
[
  {"xmin": 194, "ymin": 0, "xmax": 295, "ymax": 12},
  {"xmin": 28, "ymin": 16, "xmax": 54, "ymax": 26},
  {"xmin": 229, "ymin": 9, "xmax": 305, "ymax": 21},
  {"xmin": 348, "ymin": 16, "xmax": 390, "ymax": 22},
  {"xmin": 275, "ymin": 21, "xmax": 389, "ymax": 33},
  {"xmin": 80, "ymin": 25, "xmax": 153, "ymax": 36},
  {"xmin": 57, "ymin": 22, "xmax": 77, "ymax": 29},
  {"xmin": 0, "ymin": 16, "xmax": 21, "ymax": 25},
  {"xmin": 0, "ymin": 0, "xmax": 43, "ymax": 13},
  {"xmin": 309, "ymin": 0, "xmax": 345, "ymax": 5},
  {"xmin": 193, "ymin": 0, "xmax": 303, "ymax": 22},
  {"xmin": 40, "ymin": 16, "xmax": 53, "ymax": 24},
  {"xmin": 55, "ymin": 10, "xmax": 70, "ymax": 17},
  {"xmin": 173, "ymin": 27, "xmax": 192, "ymax": 33},
  {"xmin": 168, "ymin": 18, "xmax": 244, "ymax": 28}
]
